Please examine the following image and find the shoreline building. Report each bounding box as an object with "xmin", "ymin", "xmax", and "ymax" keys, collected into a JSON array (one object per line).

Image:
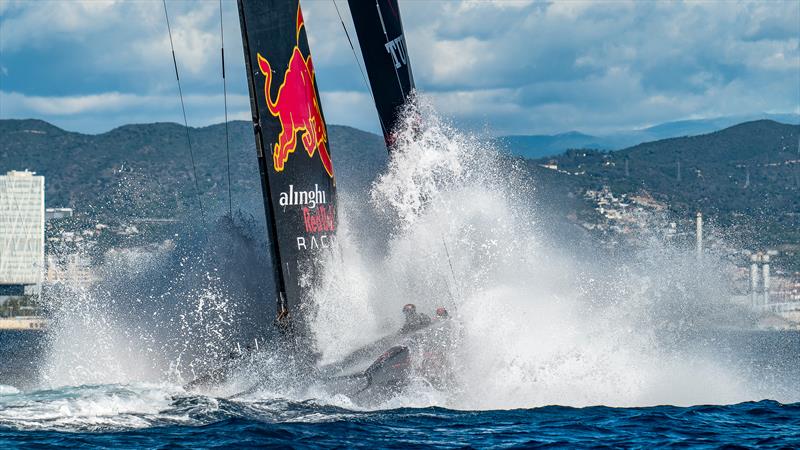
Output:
[
  {"xmin": 45, "ymin": 254, "xmax": 94, "ymax": 288},
  {"xmin": 0, "ymin": 171, "xmax": 45, "ymax": 300}
]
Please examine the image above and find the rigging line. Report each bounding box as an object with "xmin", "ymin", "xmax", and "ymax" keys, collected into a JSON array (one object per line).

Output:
[
  {"xmin": 427, "ymin": 195, "xmax": 460, "ymax": 305},
  {"xmin": 432, "ymin": 199, "xmax": 459, "ymax": 305},
  {"xmin": 220, "ymin": 0, "xmax": 233, "ymax": 216},
  {"xmin": 441, "ymin": 235, "xmax": 459, "ymax": 300},
  {"xmin": 163, "ymin": 0, "xmax": 206, "ymax": 228},
  {"xmin": 331, "ymin": 0, "xmax": 388, "ymax": 137}
]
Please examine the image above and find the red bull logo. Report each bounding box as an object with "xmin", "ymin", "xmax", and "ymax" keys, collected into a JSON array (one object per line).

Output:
[{"xmin": 256, "ymin": 5, "xmax": 333, "ymax": 178}]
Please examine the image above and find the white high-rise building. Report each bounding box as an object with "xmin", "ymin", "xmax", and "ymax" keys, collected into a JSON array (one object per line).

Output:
[{"xmin": 0, "ymin": 170, "xmax": 45, "ymax": 295}]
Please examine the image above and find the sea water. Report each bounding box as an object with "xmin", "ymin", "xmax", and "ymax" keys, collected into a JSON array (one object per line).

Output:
[
  {"xmin": 0, "ymin": 97, "xmax": 798, "ymax": 447},
  {"xmin": 0, "ymin": 371, "xmax": 797, "ymax": 448}
]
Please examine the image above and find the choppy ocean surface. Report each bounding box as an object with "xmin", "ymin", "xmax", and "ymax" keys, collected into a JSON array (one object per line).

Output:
[
  {"xmin": 0, "ymin": 390, "xmax": 797, "ymax": 448},
  {"xmin": 0, "ymin": 330, "xmax": 798, "ymax": 448}
]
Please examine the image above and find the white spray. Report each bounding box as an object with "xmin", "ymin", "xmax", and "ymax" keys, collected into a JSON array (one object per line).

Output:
[{"xmin": 307, "ymin": 95, "xmax": 793, "ymax": 409}]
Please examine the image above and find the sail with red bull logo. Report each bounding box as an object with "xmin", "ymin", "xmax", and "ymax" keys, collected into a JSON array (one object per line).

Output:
[
  {"xmin": 185, "ymin": 0, "xmax": 452, "ymax": 401},
  {"xmin": 237, "ymin": 0, "xmax": 336, "ymax": 333},
  {"xmin": 347, "ymin": 0, "xmax": 416, "ymax": 146}
]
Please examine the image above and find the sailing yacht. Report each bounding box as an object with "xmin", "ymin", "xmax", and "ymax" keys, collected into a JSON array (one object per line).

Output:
[{"xmin": 187, "ymin": 0, "xmax": 450, "ymax": 402}]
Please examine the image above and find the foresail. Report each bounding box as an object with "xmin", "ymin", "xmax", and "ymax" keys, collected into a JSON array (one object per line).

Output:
[
  {"xmin": 347, "ymin": 0, "xmax": 415, "ymax": 145},
  {"xmin": 237, "ymin": 0, "xmax": 336, "ymax": 328}
]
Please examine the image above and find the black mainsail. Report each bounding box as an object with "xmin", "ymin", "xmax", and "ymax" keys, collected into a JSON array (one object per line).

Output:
[
  {"xmin": 188, "ymin": 1, "xmax": 446, "ymax": 398},
  {"xmin": 237, "ymin": 0, "xmax": 336, "ymax": 332},
  {"xmin": 347, "ymin": 0, "xmax": 415, "ymax": 145}
]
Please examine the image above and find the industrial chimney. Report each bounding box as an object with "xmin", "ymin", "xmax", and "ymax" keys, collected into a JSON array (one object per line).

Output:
[
  {"xmin": 762, "ymin": 254, "xmax": 770, "ymax": 306},
  {"xmin": 750, "ymin": 255, "xmax": 759, "ymax": 307},
  {"xmin": 695, "ymin": 212, "xmax": 703, "ymax": 259}
]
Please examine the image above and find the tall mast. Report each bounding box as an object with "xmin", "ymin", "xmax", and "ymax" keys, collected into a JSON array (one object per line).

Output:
[
  {"xmin": 237, "ymin": 0, "xmax": 337, "ymax": 337},
  {"xmin": 347, "ymin": 1, "xmax": 461, "ymax": 298},
  {"xmin": 347, "ymin": 0, "xmax": 415, "ymax": 145}
]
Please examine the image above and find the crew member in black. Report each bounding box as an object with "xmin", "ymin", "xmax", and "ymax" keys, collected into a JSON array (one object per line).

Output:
[{"xmin": 400, "ymin": 303, "xmax": 431, "ymax": 333}]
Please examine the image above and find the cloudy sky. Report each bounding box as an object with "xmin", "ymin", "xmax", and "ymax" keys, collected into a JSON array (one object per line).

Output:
[{"xmin": 1, "ymin": 0, "xmax": 798, "ymax": 136}]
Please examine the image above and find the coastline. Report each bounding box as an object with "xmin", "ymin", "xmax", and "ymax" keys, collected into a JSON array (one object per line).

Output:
[{"xmin": 0, "ymin": 316, "xmax": 46, "ymax": 331}]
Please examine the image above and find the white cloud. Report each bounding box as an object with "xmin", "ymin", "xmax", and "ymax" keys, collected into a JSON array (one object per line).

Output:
[
  {"xmin": 320, "ymin": 90, "xmax": 382, "ymax": 133},
  {"xmin": 1, "ymin": 0, "xmax": 128, "ymax": 51},
  {"xmin": 131, "ymin": 1, "xmax": 222, "ymax": 78},
  {"xmin": 1, "ymin": 0, "xmax": 798, "ymax": 135},
  {"xmin": 399, "ymin": 0, "xmax": 800, "ymax": 133},
  {"xmin": 1, "ymin": 91, "xmax": 151, "ymax": 115},
  {"xmin": 0, "ymin": 0, "xmax": 240, "ymax": 85},
  {"xmin": 0, "ymin": 90, "xmax": 249, "ymax": 131}
]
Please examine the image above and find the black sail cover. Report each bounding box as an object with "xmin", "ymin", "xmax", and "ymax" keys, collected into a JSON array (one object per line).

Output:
[
  {"xmin": 237, "ymin": 0, "xmax": 336, "ymax": 328},
  {"xmin": 347, "ymin": 0, "xmax": 415, "ymax": 144}
]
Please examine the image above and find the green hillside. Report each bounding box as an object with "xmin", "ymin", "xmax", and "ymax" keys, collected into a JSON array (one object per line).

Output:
[
  {"xmin": 2, "ymin": 118, "xmax": 797, "ymax": 255},
  {"xmin": 534, "ymin": 120, "xmax": 800, "ymax": 247},
  {"xmin": 0, "ymin": 119, "xmax": 387, "ymax": 223}
]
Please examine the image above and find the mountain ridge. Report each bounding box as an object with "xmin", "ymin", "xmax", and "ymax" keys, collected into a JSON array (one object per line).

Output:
[
  {"xmin": 2, "ymin": 118, "xmax": 797, "ymax": 252},
  {"xmin": 529, "ymin": 119, "xmax": 799, "ymax": 248},
  {"xmin": 496, "ymin": 113, "xmax": 800, "ymax": 159}
]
